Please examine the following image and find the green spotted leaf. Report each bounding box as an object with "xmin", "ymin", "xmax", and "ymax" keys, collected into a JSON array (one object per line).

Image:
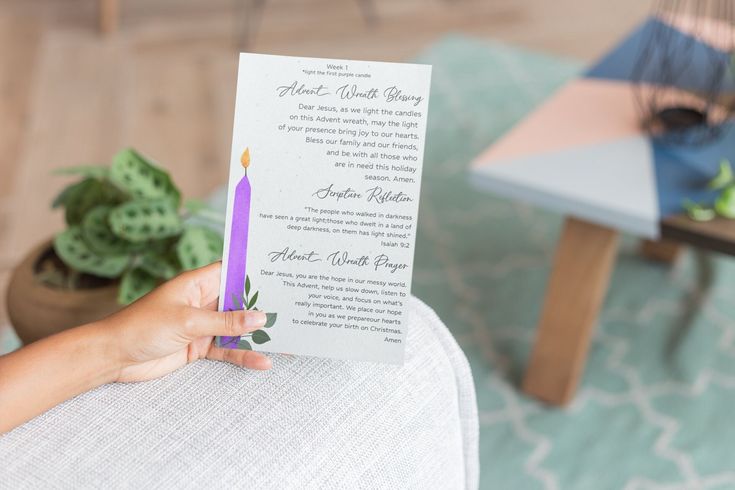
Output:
[
  {"xmin": 251, "ymin": 329, "xmax": 271, "ymax": 344},
  {"xmin": 109, "ymin": 198, "xmax": 183, "ymax": 243},
  {"xmin": 175, "ymin": 226, "xmax": 223, "ymax": 270},
  {"xmin": 245, "ymin": 275, "xmax": 251, "ymax": 296},
  {"xmin": 110, "ymin": 149, "xmax": 180, "ymax": 206},
  {"xmin": 82, "ymin": 205, "xmax": 141, "ymax": 255},
  {"xmin": 139, "ymin": 250, "xmax": 180, "ymax": 280},
  {"xmin": 54, "ymin": 227, "xmax": 129, "ymax": 278},
  {"xmin": 118, "ymin": 267, "xmax": 158, "ymax": 304},
  {"xmin": 54, "ymin": 178, "xmax": 125, "ymax": 225}
]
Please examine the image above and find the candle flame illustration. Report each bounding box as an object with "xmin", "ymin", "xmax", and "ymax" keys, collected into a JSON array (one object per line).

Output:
[{"xmin": 241, "ymin": 148, "xmax": 251, "ymax": 169}]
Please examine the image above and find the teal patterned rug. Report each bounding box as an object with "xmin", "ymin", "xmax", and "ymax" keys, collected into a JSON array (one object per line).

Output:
[
  {"xmin": 5, "ymin": 35, "xmax": 735, "ymax": 489},
  {"xmin": 412, "ymin": 36, "xmax": 735, "ymax": 489}
]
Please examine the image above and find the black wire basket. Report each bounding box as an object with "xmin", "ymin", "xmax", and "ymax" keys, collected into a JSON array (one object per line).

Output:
[{"xmin": 632, "ymin": 0, "xmax": 735, "ymax": 145}]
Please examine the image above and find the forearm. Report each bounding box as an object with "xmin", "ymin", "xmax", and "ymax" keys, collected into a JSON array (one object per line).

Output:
[{"xmin": 0, "ymin": 322, "xmax": 120, "ymax": 434}]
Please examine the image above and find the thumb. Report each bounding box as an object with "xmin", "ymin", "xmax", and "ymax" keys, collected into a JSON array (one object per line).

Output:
[{"xmin": 181, "ymin": 308, "xmax": 267, "ymax": 339}]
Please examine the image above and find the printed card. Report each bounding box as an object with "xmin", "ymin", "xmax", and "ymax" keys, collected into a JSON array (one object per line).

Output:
[{"xmin": 217, "ymin": 53, "xmax": 432, "ymax": 364}]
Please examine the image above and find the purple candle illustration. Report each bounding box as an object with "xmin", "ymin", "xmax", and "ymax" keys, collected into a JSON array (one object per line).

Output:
[{"xmin": 221, "ymin": 148, "xmax": 252, "ymax": 348}]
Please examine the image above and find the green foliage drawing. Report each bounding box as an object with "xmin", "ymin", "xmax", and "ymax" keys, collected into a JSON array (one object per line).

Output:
[
  {"xmin": 50, "ymin": 148, "xmax": 224, "ymax": 304},
  {"xmin": 683, "ymin": 159, "xmax": 735, "ymax": 222},
  {"xmin": 222, "ymin": 274, "xmax": 277, "ymax": 349}
]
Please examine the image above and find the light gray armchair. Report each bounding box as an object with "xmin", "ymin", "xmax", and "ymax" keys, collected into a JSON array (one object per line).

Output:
[{"xmin": 0, "ymin": 297, "xmax": 479, "ymax": 489}]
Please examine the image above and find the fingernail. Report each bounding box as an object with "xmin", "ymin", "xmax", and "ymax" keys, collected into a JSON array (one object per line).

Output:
[{"xmin": 247, "ymin": 311, "xmax": 267, "ymax": 329}]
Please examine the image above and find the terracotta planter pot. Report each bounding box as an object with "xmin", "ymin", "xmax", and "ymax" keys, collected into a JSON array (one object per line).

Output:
[{"xmin": 6, "ymin": 240, "xmax": 122, "ymax": 345}]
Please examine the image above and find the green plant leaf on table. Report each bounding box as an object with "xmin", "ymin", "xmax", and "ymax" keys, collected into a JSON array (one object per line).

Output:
[
  {"xmin": 54, "ymin": 227, "xmax": 129, "ymax": 278},
  {"xmin": 109, "ymin": 198, "xmax": 183, "ymax": 243},
  {"xmin": 247, "ymin": 291, "xmax": 258, "ymax": 309},
  {"xmin": 683, "ymin": 199, "xmax": 716, "ymax": 222},
  {"xmin": 237, "ymin": 338, "xmax": 252, "ymax": 350},
  {"xmin": 118, "ymin": 267, "xmax": 158, "ymax": 304},
  {"xmin": 245, "ymin": 275, "xmax": 251, "ymax": 296},
  {"xmin": 251, "ymin": 329, "xmax": 271, "ymax": 344},
  {"xmin": 109, "ymin": 148, "xmax": 181, "ymax": 206},
  {"xmin": 715, "ymin": 187, "xmax": 735, "ymax": 218},
  {"xmin": 709, "ymin": 160, "xmax": 734, "ymax": 190},
  {"xmin": 176, "ymin": 226, "xmax": 223, "ymax": 270}
]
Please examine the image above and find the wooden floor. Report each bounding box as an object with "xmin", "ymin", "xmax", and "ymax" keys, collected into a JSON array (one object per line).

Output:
[{"xmin": 0, "ymin": 0, "xmax": 650, "ymax": 325}]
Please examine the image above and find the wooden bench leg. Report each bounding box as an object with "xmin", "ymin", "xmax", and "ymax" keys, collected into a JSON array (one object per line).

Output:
[
  {"xmin": 99, "ymin": 0, "xmax": 119, "ymax": 34},
  {"xmin": 640, "ymin": 238, "xmax": 681, "ymax": 264},
  {"xmin": 522, "ymin": 217, "xmax": 619, "ymax": 406}
]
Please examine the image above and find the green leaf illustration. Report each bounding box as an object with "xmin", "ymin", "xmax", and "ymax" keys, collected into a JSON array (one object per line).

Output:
[
  {"xmin": 245, "ymin": 275, "xmax": 251, "ymax": 296},
  {"xmin": 251, "ymin": 329, "xmax": 271, "ymax": 344},
  {"xmin": 54, "ymin": 227, "xmax": 129, "ymax": 278},
  {"xmin": 683, "ymin": 199, "xmax": 716, "ymax": 222},
  {"xmin": 264, "ymin": 313, "xmax": 277, "ymax": 328},
  {"xmin": 118, "ymin": 267, "xmax": 158, "ymax": 304},
  {"xmin": 109, "ymin": 148, "xmax": 181, "ymax": 206},
  {"xmin": 237, "ymin": 338, "xmax": 252, "ymax": 350},
  {"xmin": 247, "ymin": 291, "xmax": 259, "ymax": 309},
  {"xmin": 709, "ymin": 159, "xmax": 734, "ymax": 190}
]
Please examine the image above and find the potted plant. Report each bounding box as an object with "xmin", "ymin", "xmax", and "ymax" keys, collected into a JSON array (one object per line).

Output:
[{"xmin": 6, "ymin": 148, "xmax": 224, "ymax": 344}]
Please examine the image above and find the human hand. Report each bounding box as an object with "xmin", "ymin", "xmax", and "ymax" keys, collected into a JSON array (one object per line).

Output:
[
  {"xmin": 0, "ymin": 261, "xmax": 271, "ymax": 434},
  {"xmin": 104, "ymin": 262, "xmax": 272, "ymax": 382}
]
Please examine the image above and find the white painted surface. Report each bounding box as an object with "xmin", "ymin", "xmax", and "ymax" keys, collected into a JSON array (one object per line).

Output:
[{"xmin": 470, "ymin": 136, "xmax": 660, "ymax": 238}]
